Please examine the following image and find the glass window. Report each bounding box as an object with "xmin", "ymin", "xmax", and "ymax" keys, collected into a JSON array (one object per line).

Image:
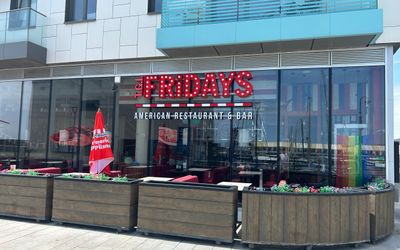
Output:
[
  {"xmin": 233, "ymin": 70, "xmax": 279, "ymax": 187},
  {"xmin": 78, "ymin": 78, "xmax": 114, "ymax": 172},
  {"xmin": 18, "ymin": 81, "xmax": 50, "ymax": 169},
  {"xmin": 280, "ymin": 69, "xmax": 329, "ymax": 186},
  {"xmin": 65, "ymin": 0, "xmax": 96, "ymax": 22},
  {"xmin": 47, "ymin": 79, "xmax": 81, "ymax": 172},
  {"xmin": 148, "ymin": 0, "xmax": 162, "ymax": 14},
  {"xmin": 0, "ymin": 81, "xmax": 22, "ymax": 167},
  {"xmin": 332, "ymin": 66, "xmax": 385, "ymax": 187}
]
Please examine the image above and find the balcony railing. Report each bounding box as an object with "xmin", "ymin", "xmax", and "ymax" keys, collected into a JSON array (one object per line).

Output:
[
  {"xmin": 0, "ymin": 8, "xmax": 46, "ymax": 46},
  {"xmin": 162, "ymin": 0, "xmax": 377, "ymax": 28}
]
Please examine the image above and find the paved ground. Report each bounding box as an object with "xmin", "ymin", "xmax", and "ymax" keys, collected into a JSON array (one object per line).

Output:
[{"xmin": 0, "ymin": 203, "xmax": 398, "ymax": 250}]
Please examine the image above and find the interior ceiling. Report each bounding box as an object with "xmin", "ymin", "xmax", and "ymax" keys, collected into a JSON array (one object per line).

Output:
[{"xmin": 161, "ymin": 35, "xmax": 376, "ymax": 58}]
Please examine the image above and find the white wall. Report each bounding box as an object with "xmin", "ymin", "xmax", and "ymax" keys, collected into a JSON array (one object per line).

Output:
[
  {"xmin": 0, "ymin": 0, "xmax": 10, "ymax": 12},
  {"xmin": 376, "ymin": 0, "xmax": 400, "ymax": 45},
  {"xmin": 37, "ymin": 0, "xmax": 165, "ymax": 64}
]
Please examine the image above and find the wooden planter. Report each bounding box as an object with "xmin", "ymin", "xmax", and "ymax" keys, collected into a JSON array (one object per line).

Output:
[
  {"xmin": 0, "ymin": 174, "xmax": 54, "ymax": 221},
  {"xmin": 369, "ymin": 186, "xmax": 395, "ymax": 242},
  {"xmin": 242, "ymin": 189, "xmax": 371, "ymax": 247},
  {"xmin": 52, "ymin": 177, "xmax": 140, "ymax": 231},
  {"xmin": 137, "ymin": 181, "xmax": 238, "ymax": 243}
]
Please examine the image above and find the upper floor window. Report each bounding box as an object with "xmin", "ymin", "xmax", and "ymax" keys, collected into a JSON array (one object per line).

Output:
[
  {"xmin": 65, "ymin": 0, "xmax": 96, "ymax": 22},
  {"xmin": 148, "ymin": 0, "xmax": 162, "ymax": 14},
  {"xmin": 10, "ymin": 0, "xmax": 37, "ymax": 10}
]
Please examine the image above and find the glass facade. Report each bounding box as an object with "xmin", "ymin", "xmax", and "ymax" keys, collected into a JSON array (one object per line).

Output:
[{"xmin": 0, "ymin": 65, "xmax": 387, "ymax": 187}]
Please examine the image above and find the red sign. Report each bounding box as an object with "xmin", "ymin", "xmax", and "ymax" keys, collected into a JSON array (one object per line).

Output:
[
  {"xmin": 158, "ymin": 127, "xmax": 177, "ymax": 146},
  {"xmin": 133, "ymin": 71, "xmax": 253, "ymax": 99}
]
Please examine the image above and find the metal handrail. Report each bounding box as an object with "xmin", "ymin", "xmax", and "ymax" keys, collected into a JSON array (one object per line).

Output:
[
  {"xmin": 0, "ymin": 7, "xmax": 46, "ymax": 17},
  {"xmin": 162, "ymin": 0, "xmax": 377, "ymax": 28}
]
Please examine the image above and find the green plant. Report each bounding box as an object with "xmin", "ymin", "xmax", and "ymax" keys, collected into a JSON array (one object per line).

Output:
[
  {"xmin": 26, "ymin": 170, "xmax": 39, "ymax": 176},
  {"xmin": 83, "ymin": 175, "xmax": 93, "ymax": 180},
  {"xmin": 271, "ymin": 183, "xmax": 293, "ymax": 192},
  {"xmin": 97, "ymin": 174, "xmax": 109, "ymax": 181},
  {"xmin": 7, "ymin": 169, "xmax": 23, "ymax": 175},
  {"xmin": 112, "ymin": 176, "xmax": 128, "ymax": 182},
  {"xmin": 61, "ymin": 173, "xmax": 74, "ymax": 178},
  {"xmin": 367, "ymin": 178, "xmax": 388, "ymax": 191},
  {"xmin": 319, "ymin": 186, "xmax": 336, "ymax": 193},
  {"xmin": 294, "ymin": 186, "xmax": 310, "ymax": 193}
]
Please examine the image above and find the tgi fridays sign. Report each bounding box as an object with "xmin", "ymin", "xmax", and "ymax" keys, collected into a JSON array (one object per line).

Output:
[{"xmin": 133, "ymin": 71, "xmax": 254, "ymax": 120}]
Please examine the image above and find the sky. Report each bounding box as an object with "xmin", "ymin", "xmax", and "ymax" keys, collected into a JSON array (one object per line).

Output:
[{"xmin": 394, "ymin": 51, "xmax": 400, "ymax": 139}]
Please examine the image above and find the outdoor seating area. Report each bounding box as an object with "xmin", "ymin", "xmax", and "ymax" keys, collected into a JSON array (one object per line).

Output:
[{"xmin": 0, "ymin": 171, "xmax": 396, "ymax": 248}]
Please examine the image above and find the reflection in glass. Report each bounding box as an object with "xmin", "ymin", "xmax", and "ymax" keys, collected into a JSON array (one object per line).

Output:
[
  {"xmin": 233, "ymin": 71, "xmax": 279, "ymax": 187},
  {"xmin": 0, "ymin": 82, "xmax": 22, "ymax": 166},
  {"xmin": 280, "ymin": 69, "xmax": 329, "ymax": 186},
  {"xmin": 19, "ymin": 81, "xmax": 50, "ymax": 168},
  {"xmin": 332, "ymin": 66, "xmax": 385, "ymax": 187},
  {"xmin": 78, "ymin": 78, "xmax": 114, "ymax": 172},
  {"xmin": 48, "ymin": 79, "xmax": 81, "ymax": 172}
]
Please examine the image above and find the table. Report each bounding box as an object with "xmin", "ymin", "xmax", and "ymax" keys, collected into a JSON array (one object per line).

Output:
[
  {"xmin": 238, "ymin": 170, "xmax": 263, "ymax": 188},
  {"xmin": 217, "ymin": 181, "xmax": 252, "ymax": 191},
  {"xmin": 139, "ymin": 176, "xmax": 173, "ymax": 182},
  {"xmin": 188, "ymin": 168, "xmax": 212, "ymax": 183},
  {"xmin": 126, "ymin": 166, "xmax": 147, "ymax": 179}
]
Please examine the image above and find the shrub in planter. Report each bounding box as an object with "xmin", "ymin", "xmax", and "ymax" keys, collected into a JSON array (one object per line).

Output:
[
  {"xmin": 0, "ymin": 170, "xmax": 54, "ymax": 221},
  {"xmin": 52, "ymin": 173, "xmax": 139, "ymax": 231}
]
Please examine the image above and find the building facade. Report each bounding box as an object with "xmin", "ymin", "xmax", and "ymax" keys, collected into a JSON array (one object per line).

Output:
[{"xmin": 0, "ymin": 0, "xmax": 399, "ymax": 187}]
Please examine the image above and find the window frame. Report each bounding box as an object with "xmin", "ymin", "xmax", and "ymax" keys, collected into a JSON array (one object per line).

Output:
[
  {"xmin": 147, "ymin": 0, "xmax": 162, "ymax": 14},
  {"xmin": 65, "ymin": 0, "xmax": 97, "ymax": 23}
]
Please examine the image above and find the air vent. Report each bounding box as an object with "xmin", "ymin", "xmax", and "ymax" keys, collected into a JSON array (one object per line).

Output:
[
  {"xmin": 52, "ymin": 66, "xmax": 82, "ymax": 77},
  {"xmin": 281, "ymin": 52, "xmax": 330, "ymax": 67},
  {"xmin": 84, "ymin": 64, "xmax": 115, "ymax": 75},
  {"xmin": 0, "ymin": 69, "xmax": 24, "ymax": 80},
  {"xmin": 24, "ymin": 68, "xmax": 51, "ymax": 79},
  {"xmin": 116, "ymin": 62, "xmax": 151, "ymax": 75},
  {"xmin": 191, "ymin": 57, "xmax": 232, "ymax": 72},
  {"xmin": 152, "ymin": 59, "xmax": 190, "ymax": 73},
  {"xmin": 235, "ymin": 54, "xmax": 279, "ymax": 70},
  {"xmin": 332, "ymin": 49, "xmax": 385, "ymax": 65}
]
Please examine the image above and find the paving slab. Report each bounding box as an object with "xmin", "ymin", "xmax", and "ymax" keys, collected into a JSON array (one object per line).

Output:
[{"xmin": 0, "ymin": 202, "xmax": 397, "ymax": 250}]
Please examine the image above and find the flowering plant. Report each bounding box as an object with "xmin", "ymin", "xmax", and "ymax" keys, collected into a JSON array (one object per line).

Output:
[{"xmin": 367, "ymin": 178, "xmax": 389, "ymax": 191}]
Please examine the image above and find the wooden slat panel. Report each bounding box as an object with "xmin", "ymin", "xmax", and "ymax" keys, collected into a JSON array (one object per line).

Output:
[
  {"xmin": 138, "ymin": 196, "xmax": 234, "ymax": 215},
  {"xmin": 349, "ymin": 195, "xmax": 360, "ymax": 241},
  {"xmin": 284, "ymin": 195, "xmax": 296, "ymax": 244},
  {"xmin": 259, "ymin": 194, "xmax": 272, "ymax": 242},
  {"xmin": 0, "ymin": 185, "xmax": 48, "ymax": 198},
  {"xmin": 53, "ymin": 189, "xmax": 132, "ymax": 205},
  {"xmin": 329, "ymin": 196, "xmax": 341, "ymax": 243},
  {"xmin": 319, "ymin": 196, "xmax": 330, "ymax": 243},
  {"xmin": 242, "ymin": 192, "xmax": 249, "ymax": 241},
  {"xmin": 138, "ymin": 218, "xmax": 233, "ymax": 241},
  {"xmin": 53, "ymin": 199, "xmax": 134, "ymax": 217},
  {"xmin": 0, "ymin": 176, "xmax": 49, "ymax": 188},
  {"xmin": 295, "ymin": 196, "xmax": 308, "ymax": 244},
  {"xmin": 340, "ymin": 195, "xmax": 350, "ymax": 242},
  {"xmin": 0, "ymin": 195, "xmax": 47, "ymax": 208},
  {"xmin": 270, "ymin": 195, "xmax": 284, "ymax": 243},
  {"xmin": 138, "ymin": 207, "xmax": 233, "ymax": 227},
  {"xmin": 139, "ymin": 185, "xmax": 234, "ymax": 203},
  {"xmin": 246, "ymin": 193, "xmax": 260, "ymax": 242},
  {"xmin": 357, "ymin": 194, "xmax": 369, "ymax": 241},
  {"xmin": 307, "ymin": 196, "xmax": 320, "ymax": 243},
  {"xmin": 53, "ymin": 208, "xmax": 133, "ymax": 228},
  {"xmin": 0, "ymin": 204, "xmax": 46, "ymax": 217},
  {"xmin": 55, "ymin": 179, "xmax": 135, "ymax": 194}
]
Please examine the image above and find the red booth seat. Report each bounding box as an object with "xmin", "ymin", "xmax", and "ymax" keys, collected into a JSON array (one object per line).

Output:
[
  {"xmin": 33, "ymin": 167, "xmax": 62, "ymax": 174},
  {"xmin": 107, "ymin": 170, "xmax": 122, "ymax": 177},
  {"xmin": 172, "ymin": 175, "xmax": 199, "ymax": 183}
]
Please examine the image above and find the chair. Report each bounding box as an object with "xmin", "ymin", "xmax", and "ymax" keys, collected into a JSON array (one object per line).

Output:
[{"xmin": 172, "ymin": 175, "xmax": 199, "ymax": 183}]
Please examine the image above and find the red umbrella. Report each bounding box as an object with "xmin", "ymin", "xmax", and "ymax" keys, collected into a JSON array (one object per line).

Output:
[{"xmin": 89, "ymin": 108, "xmax": 114, "ymax": 174}]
